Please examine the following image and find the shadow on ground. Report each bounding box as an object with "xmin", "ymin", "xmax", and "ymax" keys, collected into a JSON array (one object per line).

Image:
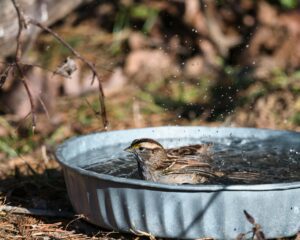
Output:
[{"xmin": 0, "ymin": 167, "xmax": 136, "ymax": 239}]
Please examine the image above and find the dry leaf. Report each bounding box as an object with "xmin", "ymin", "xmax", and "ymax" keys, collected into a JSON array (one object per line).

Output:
[{"xmin": 54, "ymin": 57, "xmax": 77, "ymax": 78}]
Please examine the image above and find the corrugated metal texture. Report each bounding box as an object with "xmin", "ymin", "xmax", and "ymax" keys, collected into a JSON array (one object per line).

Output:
[{"xmin": 56, "ymin": 126, "xmax": 300, "ymax": 239}]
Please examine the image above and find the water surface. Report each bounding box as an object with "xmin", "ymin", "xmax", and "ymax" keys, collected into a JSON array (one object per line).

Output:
[{"xmin": 75, "ymin": 137, "xmax": 300, "ymax": 184}]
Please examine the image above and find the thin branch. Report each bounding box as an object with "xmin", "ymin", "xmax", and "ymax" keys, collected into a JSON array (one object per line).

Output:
[
  {"xmin": 130, "ymin": 229, "xmax": 156, "ymax": 240},
  {"xmin": 10, "ymin": 0, "xmax": 108, "ymax": 129},
  {"xmin": 28, "ymin": 18, "xmax": 108, "ymax": 129},
  {"xmin": 11, "ymin": 0, "xmax": 25, "ymax": 62},
  {"xmin": 11, "ymin": 0, "xmax": 36, "ymax": 131},
  {"xmin": 65, "ymin": 214, "xmax": 85, "ymax": 230},
  {"xmin": 16, "ymin": 66, "xmax": 37, "ymax": 131},
  {"xmin": 0, "ymin": 60, "xmax": 73, "ymax": 77},
  {"xmin": 37, "ymin": 95, "xmax": 50, "ymax": 120}
]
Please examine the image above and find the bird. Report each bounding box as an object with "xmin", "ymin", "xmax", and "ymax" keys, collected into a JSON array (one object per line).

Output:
[{"xmin": 124, "ymin": 138, "xmax": 216, "ymax": 184}]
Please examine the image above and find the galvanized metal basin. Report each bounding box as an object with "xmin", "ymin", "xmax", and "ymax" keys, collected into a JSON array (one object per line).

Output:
[{"xmin": 55, "ymin": 126, "xmax": 300, "ymax": 239}]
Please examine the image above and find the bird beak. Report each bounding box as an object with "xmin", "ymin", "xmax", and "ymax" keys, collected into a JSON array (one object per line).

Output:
[{"xmin": 124, "ymin": 146, "xmax": 133, "ymax": 152}]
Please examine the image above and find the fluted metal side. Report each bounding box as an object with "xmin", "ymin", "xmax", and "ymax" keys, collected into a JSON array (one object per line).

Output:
[{"xmin": 56, "ymin": 126, "xmax": 300, "ymax": 239}]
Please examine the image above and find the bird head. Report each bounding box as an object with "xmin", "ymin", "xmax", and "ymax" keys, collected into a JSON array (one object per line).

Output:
[{"xmin": 124, "ymin": 138, "xmax": 166, "ymax": 165}]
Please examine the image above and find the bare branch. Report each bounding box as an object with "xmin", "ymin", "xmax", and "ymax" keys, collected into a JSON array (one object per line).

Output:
[
  {"xmin": 11, "ymin": 0, "xmax": 25, "ymax": 62},
  {"xmin": 15, "ymin": 65, "xmax": 37, "ymax": 131},
  {"xmin": 37, "ymin": 95, "xmax": 50, "ymax": 120},
  {"xmin": 10, "ymin": 0, "xmax": 108, "ymax": 130},
  {"xmin": 28, "ymin": 18, "xmax": 108, "ymax": 129},
  {"xmin": 11, "ymin": 0, "xmax": 36, "ymax": 131}
]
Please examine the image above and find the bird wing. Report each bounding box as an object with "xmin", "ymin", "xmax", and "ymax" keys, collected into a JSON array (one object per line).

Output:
[
  {"xmin": 156, "ymin": 143, "xmax": 214, "ymax": 177},
  {"xmin": 167, "ymin": 143, "xmax": 213, "ymax": 156},
  {"xmin": 162, "ymin": 164, "xmax": 217, "ymax": 178},
  {"xmin": 161, "ymin": 156, "xmax": 216, "ymax": 178}
]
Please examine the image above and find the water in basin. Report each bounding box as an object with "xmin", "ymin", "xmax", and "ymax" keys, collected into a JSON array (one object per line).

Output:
[{"xmin": 74, "ymin": 137, "xmax": 300, "ymax": 184}]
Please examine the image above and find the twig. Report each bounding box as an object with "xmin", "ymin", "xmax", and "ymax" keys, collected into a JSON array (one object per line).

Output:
[
  {"xmin": 130, "ymin": 229, "xmax": 156, "ymax": 240},
  {"xmin": 11, "ymin": 0, "xmax": 37, "ymax": 132},
  {"xmin": 0, "ymin": 205, "xmax": 74, "ymax": 218},
  {"xmin": 37, "ymin": 95, "xmax": 50, "ymax": 120},
  {"xmin": 235, "ymin": 233, "xmax": 246, "ymax": 240},
  {"xmin": 243, "ymin": 210, "xmax": 266, "ymax": 240},
  {"xmin": 28, "ymin": 18, "xmax": 108, "ymax": 129},
  {"xmin": 10, "ymin": 0, "xmax": 108, "ymax": 129},
  {"xmin": 0, "ymin": 60, "xmax": 72, "ymax": 77},
  {"xmin": 65, "ymin": 214, "xmax": 85, "ymax": 230}
]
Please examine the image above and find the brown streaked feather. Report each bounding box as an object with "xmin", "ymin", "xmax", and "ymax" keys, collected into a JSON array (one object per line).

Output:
[
  {"xmin": 154, "ymin": 144, "xmax": 213, "ymax": 171},
  {"xmin": 167, "ymin": 143, "xmax": 213, "ymax": 156},
  {"xmin": 160, "ymin": 159, "xmax": 211, "ymax": 168},
  {"xmin": 162, "ymin": 160, "xmax": 213, "ymax": 176},
  {"xmin": 163, "ymin": 168, "xmax": 217, "ymax": 178}
]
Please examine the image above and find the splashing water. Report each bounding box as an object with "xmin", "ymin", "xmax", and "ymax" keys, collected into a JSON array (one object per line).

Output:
[{"xmin": 75, "ymin": 137, "xmax": 300, "ymax": 185}]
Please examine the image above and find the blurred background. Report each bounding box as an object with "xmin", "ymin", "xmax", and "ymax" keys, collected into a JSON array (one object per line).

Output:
[{"xmin": 0, "ymin": 0, "xmax": 300, "ymax": 238}]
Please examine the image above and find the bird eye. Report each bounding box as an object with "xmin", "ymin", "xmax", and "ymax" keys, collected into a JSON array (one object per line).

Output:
[{"xmin": 138, "ymin": 147, "xmax": 144, "ymax": 151}]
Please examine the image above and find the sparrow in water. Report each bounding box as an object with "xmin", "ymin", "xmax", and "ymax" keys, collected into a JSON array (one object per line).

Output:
[{"xmin": 124, "ymin": 138, "xmax": 216, "ymax": 184}]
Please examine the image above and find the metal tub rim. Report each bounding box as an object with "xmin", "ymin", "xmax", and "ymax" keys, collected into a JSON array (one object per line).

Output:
[{"xmin": 55, "ymin": 126, "xmax": 300, "ymax": 192}]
